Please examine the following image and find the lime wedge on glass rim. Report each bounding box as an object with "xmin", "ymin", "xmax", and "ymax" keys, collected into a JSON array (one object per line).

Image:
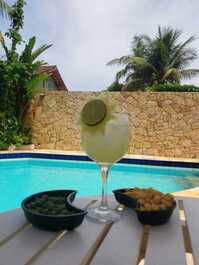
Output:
[{"xmin": 81, "ymin": 99, "xmax": 107, "ymax": 126}]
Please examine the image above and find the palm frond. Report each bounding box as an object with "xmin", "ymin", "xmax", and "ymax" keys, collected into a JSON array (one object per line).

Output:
[
  {"xmin": 0, "ymin": 31, "xmax": 8, "ymax": 57},
  {"xmin": 162, "ymin": 68, "xmax": 181, "ymax": 82},
  {"xmin": 179, "ymin": 36, "xmax": 197, "ymax": 49},
  {"xmin": 20, "ymin": 37, "xmax": 52, "ymax": 65},
  {"xmin": 0, "ymin": 0, "xmax": 10, "ymax": 18},
  {"xmin": 162, "ymin": 27, "xmax": 182, "ymax": 48},
  {"xmin": 123, "ymin": 78, "xmax": 146, "ymax": 91},
  {"xmin": 131, "ymin": 57, "xmax": 158, "ymax": 75},
  {"xmin": 139, "ymin": 35, "xmax": 153, "ymax": 45},
  {"xmin": 169, "ymin": 29, "xmax": 182, "ymax": 46},
  {"xmin": 32, "ymin": 44, "xmax": 52, "ymax": 62},
  {"xmin": 125, "ymin": 72, "xmax": 137, "ymax": 83},
  {"xmin": 33, "ymin": 60, "xmax": 47, "ymax": 69},
  {"xmin": 180, "ymin": 69, "xmax": 199, "ymax": 80},
  {"xmin": 20, "ymin": 36, "xmax": 36, "ymax": 63},
  {"xmin": 129, "ymin": 56, "xmax": 147, "ymax": 65},
  {"xmin": 171, "ymin": 36, "xmax": 197, "ymax": 66},
  {"xmin": 116, "ymin": 69, "xmax": 127, "ymax": 81},
  {"xmin": 169, "ymin": 48, "xmax": 197, "ymax": 69},
  {"xmin": 107, "ymin": 55, "xmax": 132, "ymax": 66},
  {"xmin": 158, "ymin": 26, "xmax": 162, "ymax": 39},
  {"xmin": 115, "ymin": 64, "xmax": 133, "ymax": 81},
  {"xmin": 131, "ymin": 34, "xmax": 152, "ymax": 55}
]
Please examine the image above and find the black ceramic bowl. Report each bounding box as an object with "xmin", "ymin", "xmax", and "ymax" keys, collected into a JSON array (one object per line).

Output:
[
  {"xmin": 112, "ymin": 189, "xmax": 138, "ymax": 209},
  {"xmin": 21, "ymin": 190, "xmax": 87, "ymax": 231},
  {"xmin": 135, "ymin": 201, "xmax": 177, "ymax": 226}
]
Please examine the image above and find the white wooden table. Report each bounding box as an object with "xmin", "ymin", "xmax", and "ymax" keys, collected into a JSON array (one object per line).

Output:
[{"xmin": 0, "ymin": 196, "xmax": 198, "ymax": 265}]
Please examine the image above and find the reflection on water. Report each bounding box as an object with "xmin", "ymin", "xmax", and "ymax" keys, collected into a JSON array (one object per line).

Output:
[{"xmin": 175, "ymin": 176, "xmax": 199, "ymax": 190}]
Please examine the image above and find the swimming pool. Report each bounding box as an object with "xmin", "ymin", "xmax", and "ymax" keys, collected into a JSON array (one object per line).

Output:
[{"xmin": 1, "ymin": 157, "xmax": 199, "ymax": 213}]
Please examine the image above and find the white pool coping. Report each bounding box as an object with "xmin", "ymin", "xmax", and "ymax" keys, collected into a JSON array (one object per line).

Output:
[{"xmin": 1, "ymin": 149, "xmax": 199, "ymax": 164}]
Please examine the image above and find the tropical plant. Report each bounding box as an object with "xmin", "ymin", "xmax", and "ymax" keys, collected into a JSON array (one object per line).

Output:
[
  {"xmin": 107, "ymin": 26, "xmax": 199, "ymax": 91},
  {"xmin": 0, "ymin": 112, "xmax": 21, "ymax": 149},
  {"xmin": 0, "ymin": 0, "xmax": 52, "ymax": 146},
  {"xmin": 148, "ymin": 84, "xmax": 199, "ymax": 92},
  {"xmin": 0, "ymin": 0, "xmax": 51, "ymax": 117},
  {"xmin": 0, "ymin": 0, "xmax": 10, "ymax": 18},
  {"xmin": 107, "ymin": 81, "xmax": 123, "ymax": 91}
]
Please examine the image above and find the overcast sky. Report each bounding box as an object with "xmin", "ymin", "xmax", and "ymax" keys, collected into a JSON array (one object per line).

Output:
[{"xmin": 2, "ymin": 0, "xmax": 199, "ymax": 91}]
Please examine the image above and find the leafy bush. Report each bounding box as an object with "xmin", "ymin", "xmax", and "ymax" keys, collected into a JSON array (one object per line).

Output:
[
  {"xmin": 0, "ymin": 113, "xmax": 18, "ymax": 149},
  {"xmin": 0, "ymin": 0, "xmax": 51, "ymax": 149},
  {"xmin": 107, "ymin": 81, "xmax": 123, "ymax": 91},
  {"xmin": 0, "ymin": 112, "xmax": 32, "ymax": 149},
  {"xmin": 147, "ymin": 84, "xmax": 199, "ymax": 92}
]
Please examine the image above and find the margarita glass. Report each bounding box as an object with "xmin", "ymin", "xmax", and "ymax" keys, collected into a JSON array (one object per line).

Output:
[{"xmin": 80, "ymin": 101, "xmax": 129, "ymax": 223}]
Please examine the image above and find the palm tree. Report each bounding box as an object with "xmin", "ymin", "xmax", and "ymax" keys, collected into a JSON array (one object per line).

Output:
[
  {"xmin": 19, "ymin": 36, "xmax": 52, "ymax": 99},
  {"xmin": 0, "ymin": 0, "xmax": 10, "ymax": 17},
  {"xmin": 107, "ymin": 27, "xmax": 199, "ymax": 91},
  {"xmin": 0, "ymin": 33, "xmax": 52, "ymax": 119}
]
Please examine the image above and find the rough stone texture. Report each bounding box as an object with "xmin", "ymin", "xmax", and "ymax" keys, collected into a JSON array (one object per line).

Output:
[{"xmin": 26, "ymin": 92, "xmax": 199, "ymax": 158}]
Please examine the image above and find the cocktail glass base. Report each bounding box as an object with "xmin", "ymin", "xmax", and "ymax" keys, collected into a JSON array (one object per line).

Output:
[{"xmin": 87, "ymin": 206, "xmax": 121, "ymax": 223}]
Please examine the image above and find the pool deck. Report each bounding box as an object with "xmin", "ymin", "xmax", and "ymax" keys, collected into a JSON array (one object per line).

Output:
[{"xmin": 1, "ymin": 149, "xmax": 199, "ymax": 199}]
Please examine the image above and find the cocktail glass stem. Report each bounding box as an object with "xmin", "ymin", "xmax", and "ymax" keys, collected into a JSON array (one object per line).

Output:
[
  {"xmin": 86, "ymin": 163, "xmax": 121, "ymax": 222},
  {"xmin": 100, "ymin": 165, "xmax": 110, "ymax": 209}
]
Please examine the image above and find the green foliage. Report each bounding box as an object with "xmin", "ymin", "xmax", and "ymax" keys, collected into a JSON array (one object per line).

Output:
[
  {"xmin": 107, "ymin": 26, "xmax": 199, "ymax": 91},
  {"xmin": 0, "ymin": 113, "xmax": 16, "ymax": 149},
  {"xmin": 147, "ymin": 84, "xmax": 199, "ymax": 92},
  {"xmin": 0, "ymin": 112, "xmax": 32, "ymax": 149},
  {"xmin": 0, "ymin": 0, "xmax": 51, "ymax": 148},
  {"xmin": 27, "ymin": 73, "xmax": 49, "ymax": 99},
  {"xmin": 107, "ymin": 81, "xmax": 123, "ymax": 91}
]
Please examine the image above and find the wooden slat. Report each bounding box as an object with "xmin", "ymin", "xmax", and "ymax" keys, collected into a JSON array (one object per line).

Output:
[
  {"xmin": 80, "ymin": 222, "xmax": 114, "ymax": 265},
  {"xmin": 0, "ymin": 222, "xmax": 32, "ymax": 247},
  {"xmin": 30, "ymin": 219, "xmax": 108, "ymax": 265},
  {"xmin": 30, "ymin": 198, "xmax": 115, "ymax": 265},
  {"xmin": 0, "ymin": 209, "xmax": 27, "ymax": 240},
  {"xmin": 24, "ymin": 230, "xmax": 68, "ymax": 265},
  {"xmin": 91, "ymin": 208, "xmax": 143, "ymax": 265},
  {"xmin": 0, "ymin": 226, "xmax": 57, "ymax": 265},
  {"xmin": 145, "ymin": 204, "xmax": 187, "ymax": 265},
  {"xmin": 183, "ymin": 197, "xmax": 199, "ymax": 265},
  {"xmin": 0, "ymin": 198, "xmax": 99, "ymax": 265}
]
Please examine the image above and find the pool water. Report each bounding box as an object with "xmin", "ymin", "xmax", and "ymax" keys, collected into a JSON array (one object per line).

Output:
[{"xmin": 1, "ymin": 158, "xmax": 199, "ymax": 212}]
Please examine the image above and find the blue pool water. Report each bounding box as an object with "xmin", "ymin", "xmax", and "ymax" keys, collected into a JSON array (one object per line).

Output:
[{"xmin": 1, "ymin": 158, "xmax": 199, "ymax": 212}]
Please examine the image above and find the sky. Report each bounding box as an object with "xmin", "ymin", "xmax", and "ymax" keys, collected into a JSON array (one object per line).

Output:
[{"xmin": 2, "ymin": 0, "xmax": 199, "ymax": 91}]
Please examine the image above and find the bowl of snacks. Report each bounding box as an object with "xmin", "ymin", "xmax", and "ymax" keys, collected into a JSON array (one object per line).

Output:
[
  {"xmin": 21, "ymin": 190, "xmax": 87, "ymax": 231},
  {"xmin": 134, "ymin": 188, "xmax": 176, "ymax": 225},
  {"xmin": 113, "ymin": 188, "xmax": 176, "ymax": 225}
]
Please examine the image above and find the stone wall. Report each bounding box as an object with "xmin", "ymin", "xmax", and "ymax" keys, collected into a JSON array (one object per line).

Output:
[{"xmin": 27, "ymin": 92, "xmax": 199, "ymax": 158}]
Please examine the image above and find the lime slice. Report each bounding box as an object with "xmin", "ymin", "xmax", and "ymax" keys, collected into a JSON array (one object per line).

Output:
[{"xmin": 81, "ymin": 99, "xmax": 107, "ymax": 126}]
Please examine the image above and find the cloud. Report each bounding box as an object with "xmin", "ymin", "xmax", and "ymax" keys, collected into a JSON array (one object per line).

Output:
[{"xmin": 12, "ymin": 0, "xmax": 199, "ymax": 90}]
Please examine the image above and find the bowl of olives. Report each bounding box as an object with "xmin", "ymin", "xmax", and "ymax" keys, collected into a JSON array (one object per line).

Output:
[
  {"xmin": 113, "ymin": 188, "xmax": 176, "ymax": 225},
  {"xmin": 21, "ymin": 190, "xmax": 87, "ymax": 231}
]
